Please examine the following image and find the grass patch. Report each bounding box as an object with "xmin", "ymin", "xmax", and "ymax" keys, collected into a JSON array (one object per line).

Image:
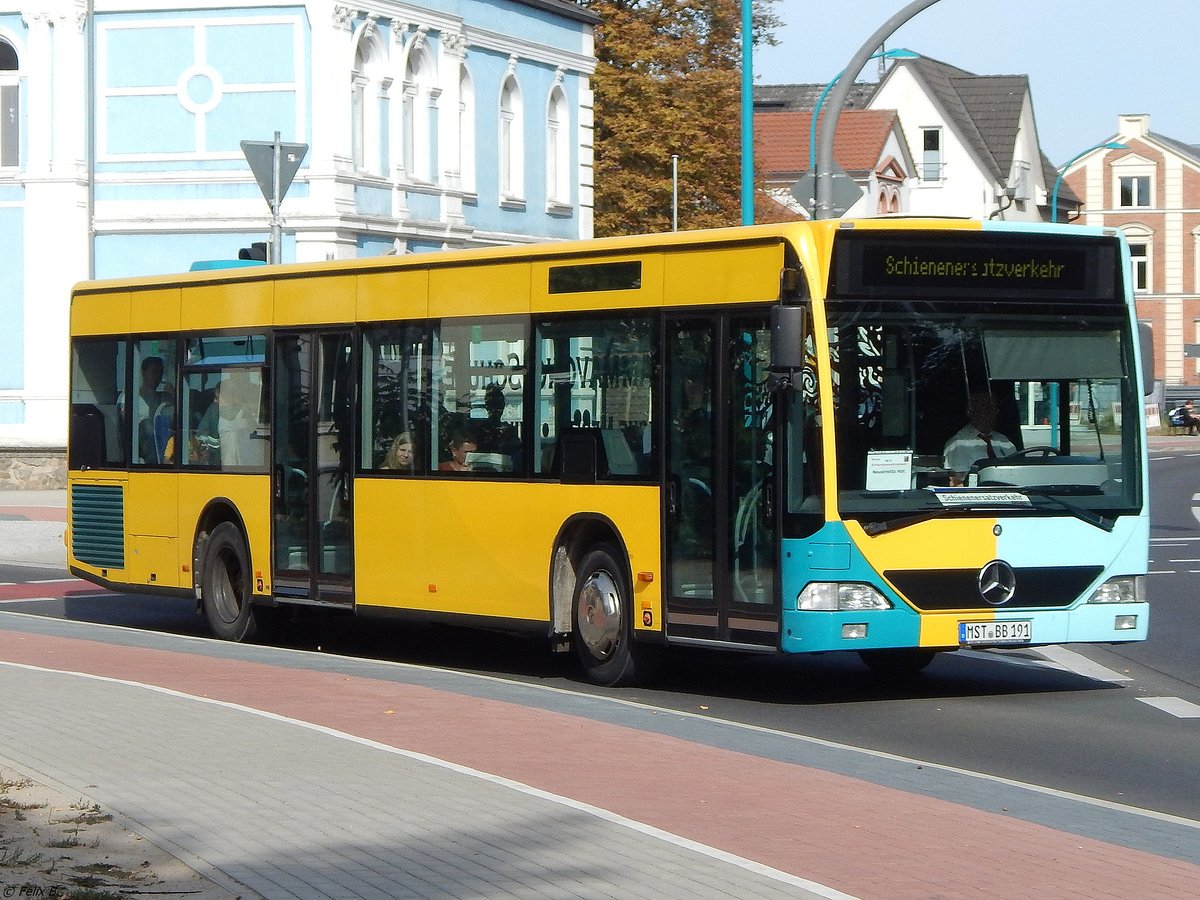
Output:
[
  {"xmin": 0, "ymin": 774, "xmax": 32, "ymax": 792},
  {"xmin": 45, "ymin": 828, "xmax": 82, "ymax": 849},
  {"xmin": 0, "ymin": 797, "xmax": 47, "ymax": 812},
  {"xmin": 0, "ymin": 845, "xmax": 46, "ymax": 868},
  {"xmin": 56, "ymin": 811, "xmax": 113, "ymax": 826},
  {"xmin": 64, "ymin": 888, "xmax": 124, "ymax": 900}
]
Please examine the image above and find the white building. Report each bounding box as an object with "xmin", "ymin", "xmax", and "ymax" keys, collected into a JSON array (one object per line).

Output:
[{"xmin": 868, "ymin": 56, "xmax": 1064, "ymax": 221}]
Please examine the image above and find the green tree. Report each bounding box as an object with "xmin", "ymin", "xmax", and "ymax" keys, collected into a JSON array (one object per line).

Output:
[{"xmin": 584, "ymin": 0, "xmax": 780, "ymax": 236}]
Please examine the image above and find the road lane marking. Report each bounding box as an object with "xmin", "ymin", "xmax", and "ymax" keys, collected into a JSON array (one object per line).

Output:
[
  {"xmin": 1029, "ymin": 646, "xmax": 1133, "ymax": 682},
  {"xmin": 0, "ymin": 594, "xmax": 113, "ymax": 606},
  {"xmin": 1137, "ymin": 697, "xmax": 1200, "ymax": 718}
]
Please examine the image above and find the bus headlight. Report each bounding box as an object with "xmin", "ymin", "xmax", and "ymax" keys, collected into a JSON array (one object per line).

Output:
[
  {"xmin": 797, "ymin": 582, "xmax": 893, "ymax": 611},
  {"xmin": 1086, "ymin": 575, "xmax": 1145, "ymax": 604}
]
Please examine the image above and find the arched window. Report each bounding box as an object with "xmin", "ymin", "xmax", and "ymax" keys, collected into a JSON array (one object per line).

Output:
[
  {"xmin": 499, "ymin": 74, "xmax": 523, "ymax": 200},
  {"xmin": 401, "ymin": 47, "xmax": 434, "ymax": 183},
  {"xmin": 0, "ymin": 38, "xmax": 19, "ymax": 168},
  {"xmin": 546, "ymin": 85, "xmax": 569, "ymax": 205},
  {"xmin": 458, "ymin": 65, "xmax": 475, "ymax": 192},
  {"xmin": 351, "ymin": 32, "xmax": 389, "ymax": 175}
]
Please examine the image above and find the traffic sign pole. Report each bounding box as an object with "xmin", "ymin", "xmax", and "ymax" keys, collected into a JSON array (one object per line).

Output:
[
  {"xmin": 271, "ymin": 132, "xmax": 282, "ymax": 264},
  {"xmin": 241, "ymin": 132, "xmax": 308, "ymax": 265}
]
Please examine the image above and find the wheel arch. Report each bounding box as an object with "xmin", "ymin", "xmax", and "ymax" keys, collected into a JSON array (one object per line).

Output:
[
  {"xmin": 191, "ymin": 497, "xmax": 253, "ymax": 601},
  {"xmin": 548, "ymin": 513, "xmax": 630, "ymax": 636}
]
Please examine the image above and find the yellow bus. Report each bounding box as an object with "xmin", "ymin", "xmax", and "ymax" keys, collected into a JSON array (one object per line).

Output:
[{"xmin": 68, "ymin": 219, "xmax": 1150, "ymax": 684}]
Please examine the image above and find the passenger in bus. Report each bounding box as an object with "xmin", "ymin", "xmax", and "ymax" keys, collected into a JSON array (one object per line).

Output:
[
  {"xmin": 118, "ymin": 356, "xmax": 174, "ymax": 464},
  {"xmin": 476, "ymin": 384, "xmax": 520, "ymax": 467},
  {"xmin": 195, "ymin": 372, "xmax": 265, "ymax": 467},
  {"xmin": 381, "ymin": 432, "xmax": 416, "ymax": 471},
  {"xmin": 943, "ymin": 392, "xmax": 1016, "ymax": 485},
  {"xmin": 439, "ymin": 432, "xmax": 477, "ymax": 472}
]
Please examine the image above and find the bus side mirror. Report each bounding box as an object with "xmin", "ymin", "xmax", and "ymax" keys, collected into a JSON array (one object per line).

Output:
[
  {"xmin": 1139, "ymin": 322, "xmax": 1154, "ymax": 396},
  {"xmin": 770, "ymin": 304, "xmax": 806, "ymax": 372}
]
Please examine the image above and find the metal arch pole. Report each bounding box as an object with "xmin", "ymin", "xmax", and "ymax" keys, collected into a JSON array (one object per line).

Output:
[{"xmin": 814, "ymin": 0, "xmax": 941, "ymax": 219}]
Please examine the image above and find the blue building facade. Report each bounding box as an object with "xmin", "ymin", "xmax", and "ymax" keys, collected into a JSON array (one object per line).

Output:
[{"xmin": 0, "ymin": 0, "xmax": 596, "ymax": 451}]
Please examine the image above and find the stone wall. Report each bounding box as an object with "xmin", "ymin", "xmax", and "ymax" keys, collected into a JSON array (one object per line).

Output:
[{"xmin": 0, "ymin": 449, "xmax": 67, "ymax": 490}]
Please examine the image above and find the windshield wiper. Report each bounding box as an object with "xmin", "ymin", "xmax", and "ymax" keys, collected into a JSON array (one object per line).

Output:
[
  {"xmin": 861, "ymin": 486, "xmax": 1112, "ymax": 536},
  {"xmin": 1019, "ymin": 489, "xmax": 1114, "ymax": 532},
  {"xmin": 862, "ymin": 507, "xmax": 951, "ymax": 536}
]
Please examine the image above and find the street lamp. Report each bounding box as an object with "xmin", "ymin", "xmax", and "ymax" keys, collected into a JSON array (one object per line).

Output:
[
  {"xmin": 808, "ymin": 47, "xmax": 919, "ymax": 192},
  {"xmin": 740, "ymin": 0, "xmax": 753, "ymax": 225},
  {"xmin": 1051, "ymin": 141, "xmax": 1127, "ymax": 222},
  {"xmin": 815, "ymin": 0, "xmax": 942, "ymax": 219}
]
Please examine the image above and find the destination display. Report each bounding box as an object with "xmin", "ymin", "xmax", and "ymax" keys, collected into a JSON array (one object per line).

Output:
[{"xmin": 830, "ymin": 231, "xmax": 1121, "ymax": 303}]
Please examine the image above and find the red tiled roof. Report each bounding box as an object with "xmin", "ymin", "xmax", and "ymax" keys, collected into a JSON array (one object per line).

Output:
[{"xmin": 755, "ymin": 109, "xmax": 900, "ymax": 175}]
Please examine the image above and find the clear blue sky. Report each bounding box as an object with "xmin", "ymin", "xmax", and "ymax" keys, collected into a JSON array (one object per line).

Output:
[{"xmin": 753, "ymin": 0, "xmax": 1196, "ymax": 166}]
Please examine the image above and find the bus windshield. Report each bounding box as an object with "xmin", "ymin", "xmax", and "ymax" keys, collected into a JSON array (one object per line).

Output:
[{"xmin": 825, "ymin": 301, "xmax": 1140, "ymax": 521}]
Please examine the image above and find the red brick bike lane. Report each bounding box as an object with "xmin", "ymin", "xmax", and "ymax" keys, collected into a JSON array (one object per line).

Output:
[{"xmin": 2, "ymin": 627, "xmax": 1196, "ymax": 899}]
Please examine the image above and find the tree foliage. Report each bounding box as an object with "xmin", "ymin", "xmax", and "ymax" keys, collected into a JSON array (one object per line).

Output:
[{"xmin": 584, "ymin": 0, "xmax": 780, "ymax": 236}]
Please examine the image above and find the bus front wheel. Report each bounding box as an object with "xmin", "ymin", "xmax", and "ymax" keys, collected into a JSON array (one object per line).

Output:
[
  {"xmin": 200, "ymin": 522, "xmax": 260, "ymax": 642},
  {"xmin": 573, "ymin": 544, "xmax": 640, "ymax": 687},
  {"xmin": 858, "ymin": 648, "xmax": 938, "ymax": 677}
]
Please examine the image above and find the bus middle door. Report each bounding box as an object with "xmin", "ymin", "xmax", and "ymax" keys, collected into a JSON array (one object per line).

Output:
[{"xmin": 272, "ymin": 331, "xmax": 355, "ymax": 607}]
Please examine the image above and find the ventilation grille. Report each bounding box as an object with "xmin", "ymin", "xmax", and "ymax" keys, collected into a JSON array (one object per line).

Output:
[{"xmin": 71, "ymin": 484, "xmax": 125, "ymax": 569}]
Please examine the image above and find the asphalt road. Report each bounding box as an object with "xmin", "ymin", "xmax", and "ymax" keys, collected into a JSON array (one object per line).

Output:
[
  {"xmin": 3, "ymin": 448, "xmax": 1198, "ymax": 824},
  {"xmin": 1117, "ymin": 439, "xmax": 1200, "ymax": 688}
]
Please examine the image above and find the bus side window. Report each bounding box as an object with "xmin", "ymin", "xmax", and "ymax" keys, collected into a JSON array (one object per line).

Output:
[
  {"xmin": 180, "ymin": 335, "xmax": 269, "ymax": 471},
  {"xmin": 433, "ymin": 318, "xmax": 527, "ymax": 475},
  {"xmin": 129, "ymin": 339, "xmax": 178, "ymax": 466},
  {"xmin": 362, "ymin": 325, "xmax": 428, "ymax": 473},
  {"xmin": 70, "ymin": 339, "xmax": 127, "ymax": 469},
  {"xmin": 533, "ymin": 316, "xmax": 655, "ymax": 479}
]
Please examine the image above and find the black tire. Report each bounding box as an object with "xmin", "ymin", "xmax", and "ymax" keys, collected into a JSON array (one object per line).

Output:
[
  {"xmin": 858, "ymin": 648, "xmax": 938, "ymax": 677},
  {"xmin": 572, "ymin": 543, "xmax": 641, "ymax": 687},
  {"xmin": 200, "ymin": 521, "xmax": 261, "ymax": 642}
]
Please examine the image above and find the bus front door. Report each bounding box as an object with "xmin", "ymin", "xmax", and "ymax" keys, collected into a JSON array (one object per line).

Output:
[
  {"xmin": 272, "ymin": 331, "xmax": 355, "ymax": 606},
  {"xmin": 665, "ymin": 316, "xmax": 778, "ymax": 648}
]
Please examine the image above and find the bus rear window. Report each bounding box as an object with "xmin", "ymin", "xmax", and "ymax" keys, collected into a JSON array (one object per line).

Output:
[{"xmin": 70, "ymin": 339, "xmax": 127, "ymax": 469}]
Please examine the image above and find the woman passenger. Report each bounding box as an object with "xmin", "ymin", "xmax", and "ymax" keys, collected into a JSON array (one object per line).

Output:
[{"xmin": 381, "ymin": 431, "xmax": 416, "ymax": 471}]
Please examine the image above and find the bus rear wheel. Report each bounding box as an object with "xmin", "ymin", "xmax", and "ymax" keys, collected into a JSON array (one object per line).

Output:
[
  {"xmin": 200, "ymin": 521, "xmax": 261, "ymax": 642},
  {"xmin": 573, "ymin": 544, "xmax": 640, "ymax": 687}
]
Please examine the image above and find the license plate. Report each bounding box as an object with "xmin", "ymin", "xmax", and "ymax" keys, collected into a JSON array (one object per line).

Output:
[{"xmin": 959, "ymin": 620, "xmax": 1032, "ymax": 645}]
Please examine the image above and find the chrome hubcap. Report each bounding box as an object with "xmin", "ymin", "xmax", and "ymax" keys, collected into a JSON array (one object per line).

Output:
[{"xmin": 577, "ymin": 569, "xmax": 621, "ymax": 661}]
